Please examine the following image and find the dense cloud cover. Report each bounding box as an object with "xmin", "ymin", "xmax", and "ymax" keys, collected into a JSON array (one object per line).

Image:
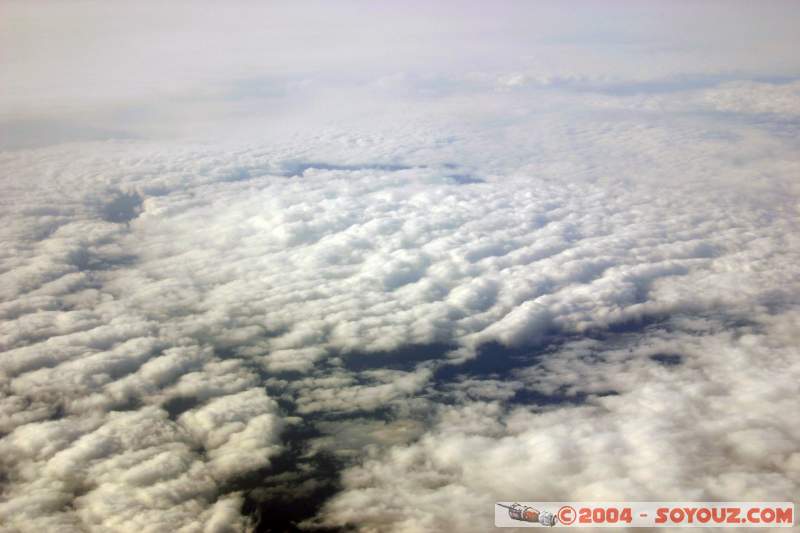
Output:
[{"xmin": 2, "ymin": 1, "xmax": 800, "ymax": 532}]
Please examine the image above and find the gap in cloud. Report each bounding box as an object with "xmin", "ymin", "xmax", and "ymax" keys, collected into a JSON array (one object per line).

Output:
[
  {"xmin": 649, "ymin": 353, "xmax": 684, "ymax": 367},
  {"xmin": 71, "ymin": 249, "xmax": 138, "ymax": 272},
  {"xmin": 246, "ymin": 319, "xmax": 684, "ymax": 525},
  {"xmin": 233, "ymin": 317, "xmax": 676, "ymax": 527},
  {"xmin": 100, "ymin": 191, "xmax": 144, "ymax": 223},
  {"xmin": 435, "ymin": 340, "xmax": 549, "ymax": 382},
  {"xmin": 162, "ymin": 395, "xmax": 204, "ymax": 420},
  {"xmin": 233, "ymin": 420, "xmax": 348, "ymax": 533},
  {"xmin": 340, "ymin": 342, "xmax": 453, "ymax": 372}
]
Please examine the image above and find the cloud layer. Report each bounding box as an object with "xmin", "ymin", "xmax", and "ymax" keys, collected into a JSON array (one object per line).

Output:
[
  {"xmin": 2, "ymin": 2, "xmax": 800, "ymax": 531},
  {"xmin": 2, "ymin": 93, "xmax": 799, "ymax": 529}
]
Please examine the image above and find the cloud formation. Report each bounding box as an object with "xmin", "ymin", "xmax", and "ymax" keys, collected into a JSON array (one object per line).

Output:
[
  {"xmin": 318, "ymin": 310, "xmax": 800, "ymax": 531},
  {"xmin": 1, "ymin": 2, "xmax": 800, "ymax": 532},
  {"xmin": 1, "ymin": 97, "xmax": 798, "ymax": 529}
]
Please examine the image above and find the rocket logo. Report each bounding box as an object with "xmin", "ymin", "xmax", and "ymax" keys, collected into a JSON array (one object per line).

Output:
[{"xmin": 497, "ymin": 503, "xmax": 557, "ymax": 526}]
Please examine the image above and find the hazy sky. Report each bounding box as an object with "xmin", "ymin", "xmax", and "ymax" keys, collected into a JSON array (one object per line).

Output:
[{"xmin": 2, "ymin": 0, "xmax": 800, "ymax": 145}]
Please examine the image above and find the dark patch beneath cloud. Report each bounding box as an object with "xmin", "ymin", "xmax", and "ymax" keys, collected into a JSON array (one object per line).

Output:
[
  {"xmin": 435, "ymin": 341, "xmax": 546, "ymax": 382},
  {"xmin": 650, "ymin": 353, "xmax": 683, "ymax": 366},
  {"xmin": 512, "ymin": 387, "xmax": 618, "ymax": 407},
  {"xmin": 235, "ymin": 418, "xmax": 414, "ymax": 530},
  {"xmin": 71, "ymin": 248, "xmax": 138, "ymax": 271},
  {"xmin": 236, "ymin": 423, "xmax": 349, "ymax": 533},
  {"xmin": 592, "ymin": 314, "xmax": 669, "ymax": 336},
  {"xmin": 341, "ymin": 343, "xmax": 452, "ymax": 372},
  {"xmin": 100, "ymin": 191, "xmax": 144, "ymax": 223},
  {"xmin": 162, "ymin": 395, "xmax": 203, "ymax": 420}
]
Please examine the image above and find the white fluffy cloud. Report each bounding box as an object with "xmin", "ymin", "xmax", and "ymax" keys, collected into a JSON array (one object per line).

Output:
[
  {"xmin": 1, "ymin": 102, "xmax": 798, "ymax": 529},
  {"xmin": 317, "ymin": 310, "xmax": 800, "ymax": 531},
  {"xmin": 1, "ymin": 3, "xmax": 800, "ymax": 531}
]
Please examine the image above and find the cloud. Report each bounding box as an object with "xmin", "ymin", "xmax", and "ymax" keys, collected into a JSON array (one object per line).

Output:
[
  {"xmin": 1, "ymin": 3, "xmax": 799, "ymax": 530},
  {"xmin": 702, "ymin": 80, "xmax": 800, "ymax": 117},
  {"xmin": 1, "ymin": 107, "xmax": 798, "ymax": 529},
  {"xmin": 317, "ymin": 311, "xmax": 800, "ymax": 532}
]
